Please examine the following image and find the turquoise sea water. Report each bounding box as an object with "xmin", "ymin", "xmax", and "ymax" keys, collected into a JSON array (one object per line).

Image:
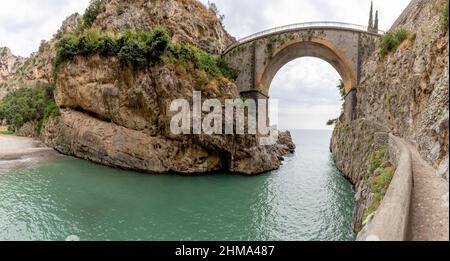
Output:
[{"xmin": 0, "ymin": 130, "xmax": 355, "ymax": 241}]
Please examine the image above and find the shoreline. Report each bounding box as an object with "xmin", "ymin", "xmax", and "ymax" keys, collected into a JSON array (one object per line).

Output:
[{"xmin": 0, "ymin": 134, "xmax": 61, "ymax": 172}]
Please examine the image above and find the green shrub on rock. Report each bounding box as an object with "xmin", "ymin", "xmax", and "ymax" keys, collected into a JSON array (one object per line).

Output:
[
  {"xmin": 117, "ymin": 34, "xmax": 149, "ymax": 67},
  {"xmin": 146, "ymin": 28, "xmax": 171, "ymax": 60},
  {"xmin": 395, "ymin": 28, "xmax": 408, "ymax": 43},
  {"xmin": 83, "ymin": 0, "xmax": 105, "ymax": 28},
  {"xmin": 378, "ymin": 28, "xmax": 412, "ymax": 57},
  {"xmin": 361, "ymin": 146, "xmax": 396, "ymax": 224},
  {"xmin": 164, "ymin": 43, "xmax": 236, "ymax": 79},
  {"xmin": 379, "ymin": 32, "xmax": 397, "ymax": 57},
  {"xmin": 53, "ymin": 27, "xmax": 235, "ymax": 80}
]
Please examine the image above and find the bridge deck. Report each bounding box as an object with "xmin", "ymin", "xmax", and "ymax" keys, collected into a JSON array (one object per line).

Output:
[{"xmin": 224, "ymin": 21, "xmax": 384, "ymax": 54}]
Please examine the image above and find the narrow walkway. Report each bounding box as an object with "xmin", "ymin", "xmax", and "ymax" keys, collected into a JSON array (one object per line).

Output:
[{"xmin": 406, "ymin": 141, "xmax": 449, "ymax": 241}]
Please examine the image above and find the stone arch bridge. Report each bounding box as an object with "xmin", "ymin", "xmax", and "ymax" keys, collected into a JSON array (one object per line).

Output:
[{"xmin": 223, "ymin": 22, "xmax": 383, "ymax": 122}]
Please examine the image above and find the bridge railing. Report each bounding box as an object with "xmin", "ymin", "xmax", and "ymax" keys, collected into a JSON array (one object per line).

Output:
[{"xmin": 223, "ymin": 21, "xmax": 385, "ymax": 54}]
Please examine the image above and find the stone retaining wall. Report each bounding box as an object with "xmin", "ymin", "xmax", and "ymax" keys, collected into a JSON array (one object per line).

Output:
[{"xmin": 357, "ymin": 134, "xmax": 413, "ymax": 241}]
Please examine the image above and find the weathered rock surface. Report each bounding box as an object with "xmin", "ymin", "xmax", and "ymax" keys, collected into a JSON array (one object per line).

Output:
[
  {"xmin": 331, "ymin": 120, "xmax": 388, "ymax": 232},
  {"xmin": 356, "ymin": 0, "xmax": 449, "ymax": 180},
  {"xmin": 46, "ymin": 54, "xmax": 294, "ymax": 175},
  {"xmin": 0, "ymin": 14, "xmax": 80, "ymax": 100},
  {"xmin": 1, "ymin": 0, "xmax": 294, "ymax": 175},
  {"xmin": 0, "ymin": 47, "xmax": 25, "ymax": 89},
  {"xmin": 332, "ymin": 0, "xmax": 449, "ymax": 232},
  {"xmin": 94, "ymin": 0, "xmax": 235, "ymax": 54}
]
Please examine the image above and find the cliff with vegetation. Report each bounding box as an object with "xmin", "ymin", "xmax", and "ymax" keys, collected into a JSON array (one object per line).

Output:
[
  {"xmin": 0, "ymin": 14, "xmax": 81, "ymax": 101},
  {"xmin": 0, "ymin": 47, "xmax": 25, "ymax": 87},
  {"xmin": 331, "ymin": 0, "xmax": 449, "ymax": 233},
  {"xmin": 0, "ymin": 0, "xmax": 294, "ymax": 175}
]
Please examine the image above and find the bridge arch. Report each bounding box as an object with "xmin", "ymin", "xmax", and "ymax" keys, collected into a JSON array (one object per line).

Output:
[
  {"xmin": 223, "ymin": 22, "xmax": 381, "ymax": 122},
  {"xmin": 223, "ymin": 22, "xmax": 381, "ymax": 96},
  {"xmin": 257, "ymin": 37, "xmax": 357, "ymax": 96}
]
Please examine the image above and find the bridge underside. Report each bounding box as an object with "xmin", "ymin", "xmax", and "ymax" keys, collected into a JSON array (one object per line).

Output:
[{"xmin": 257, "ymin": 39, "xmax": 356, "ymax": 96}]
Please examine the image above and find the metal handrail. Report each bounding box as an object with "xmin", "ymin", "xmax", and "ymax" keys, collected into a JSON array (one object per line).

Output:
[{"xmin": 224, "ymin": 21, "xmax": 385, "ymax": 54}]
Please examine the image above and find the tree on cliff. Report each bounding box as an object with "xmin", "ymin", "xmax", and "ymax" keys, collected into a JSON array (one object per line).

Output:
[
  {"xmin": 326, "ymin": 80, "xmax": 346, "ymax": 126},
  {"xmin": 208, "ymin": 1, "xmax": 225, "ymax": 23},
  {"xmin": 337, "ymin": 79, "xmax": 345, "ymax": 100},
  {"xmin": 83, "ymin": 0, "xmax": 105, "ymax": 28}
]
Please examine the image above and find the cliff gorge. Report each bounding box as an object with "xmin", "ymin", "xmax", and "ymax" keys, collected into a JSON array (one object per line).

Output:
[{"xmin": 331, "ymin": 0, "xmax": 449, "ymax": 232}]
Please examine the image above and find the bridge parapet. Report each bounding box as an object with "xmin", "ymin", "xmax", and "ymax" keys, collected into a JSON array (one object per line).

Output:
[{"xmin": 224, "ymin": 21, "xmax": 384, "ymax": 54}]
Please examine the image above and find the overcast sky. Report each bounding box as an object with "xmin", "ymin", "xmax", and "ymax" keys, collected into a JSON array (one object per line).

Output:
[{"xmin": 0, "ymin": 0, "xmax": 411, "ymax": 129}]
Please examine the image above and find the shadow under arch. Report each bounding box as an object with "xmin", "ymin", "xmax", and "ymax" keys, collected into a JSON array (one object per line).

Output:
[{"xmin": 256, "ymin": 38, "xmax": 357, "ymax": 97}]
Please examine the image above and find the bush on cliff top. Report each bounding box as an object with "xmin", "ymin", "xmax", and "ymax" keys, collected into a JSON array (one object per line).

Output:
[
  {"xmin": 378, "ymin": 28, "xmax": 412, "ymax": 57},
  {"xmin": 53, "ymin": 27, "xmax": 170, "ymax": 79},
  {"xmin": 0, "ymin": 84, "xmax": 60, "ymax": 133},
  {"xmin": 163, "ymin": 43, "xmax": 237, "ymax": 79},
  {"xmin": 53, "ymin": 27, "xmax": 236, "ymax": 81}
]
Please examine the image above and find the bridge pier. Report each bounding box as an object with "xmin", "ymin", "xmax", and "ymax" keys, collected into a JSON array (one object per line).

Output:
[
  {"xmin": 240, "ymin": 90, "xmax": 268, "ymax": 101},
  {"xmin": 343, "ymin": 89, "xmax": 358, "ymax": 122},
  {"xmin": 240, "ymin": 90, "xmax": 270, "ymax": 126}
]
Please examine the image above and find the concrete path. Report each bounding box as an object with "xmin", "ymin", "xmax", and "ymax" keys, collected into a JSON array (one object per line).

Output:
[
  {"xmin": 0, "ymin": 135, "xmax": 59, "ymax": 172},
  {"xmin": 406, "ymin": 141, "xmax": 449, "ymax": 241}
]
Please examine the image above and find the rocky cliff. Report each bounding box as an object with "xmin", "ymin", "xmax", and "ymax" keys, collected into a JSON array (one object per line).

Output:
[
  {"xmin": 38, "ymin": 0, "xmax": 294, "ymax": 175},
  {"xmin": 0, "ymin": 14, "xmax": 80, "ymax": 101},
  {"xmin": 0, "ymin": 47, "xmax": 25, "ymax": 90},
  {"xmin": 92, "ymin": 0, "xmax": 235, "ymax": 54},
  {"xmin": 42, "ymin": 54, "xmax": 294, "ymax": 174},
  {"xmin": 331, "ymin": 0, "xmax": 449, "ymax": 232}
]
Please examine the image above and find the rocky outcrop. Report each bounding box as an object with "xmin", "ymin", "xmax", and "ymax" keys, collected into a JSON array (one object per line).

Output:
[
  {"xmin": 44, "ymin": 54, "xmax": 294, "ymax": 175},
  {"xmin": 1, "ymin": 0, "xmax": 293, "ymax": 175},
  {"xmin": 0, "ymin": 14, "xmax": 80, "ymax": 100},
  {"xmin": 94, "ymin": 0, "xmax": 235, "ymax": 54},
  {"xmin": 356, "ymin": 0, "xmax": 449, "ymax": 180},
  {"xmin": 331, "ymin": 119, "xmax": 388, "ymax": 232},
  {"xmin": 0, "ymin": 47, "xmax": 25, "ymax": 87},
  {"xmin": 332, "ymin": 0, "xmax": 449, "ymax": 232},
  {"xmin": 0, "ymin": 0, "xmax": 234, "ymax": 112}
]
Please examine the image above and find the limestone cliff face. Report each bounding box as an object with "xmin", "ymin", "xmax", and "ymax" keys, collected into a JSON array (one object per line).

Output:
[
  {"xmin": 93, "ymin": 0, "xmax": 235, "ymax": 54},
  {"xmin": 357, "ymin": 0, "xmax": 448, "ymax": 178},
  {"xmin": 40, "ymin": 0, "xmax": 294, "ymax": 175},
  {"xmin": 0, "ymin": 47, "xmax": 25, "ymax": 90},
  {"xmin": 0, "ymin": 14, "xmax": 80, "ymax": 100},
  {"xmin": 43, "ymin": 55, "xmax": 294, "ymax": 174},
  {"xmin": 0, "ymin": 42, "xmax": 54, "ymax": 100},
  {"xmin": 331, "ymin": 0, "xmax": 449, "ymax": 232}
]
